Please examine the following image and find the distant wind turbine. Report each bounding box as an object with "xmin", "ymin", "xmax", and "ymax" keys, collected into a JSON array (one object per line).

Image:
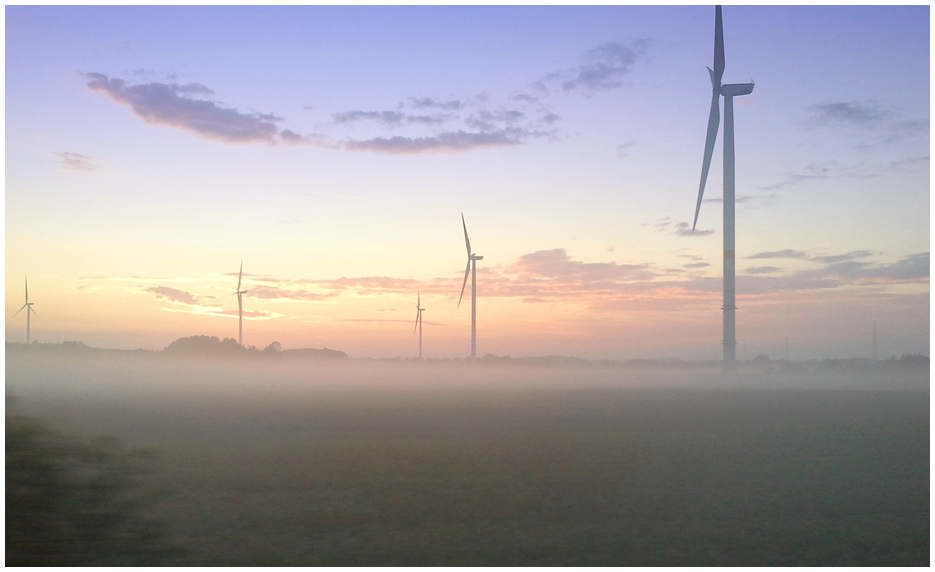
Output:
[
  {"xmin": 692, "ymin": 5, "xmax": 755, "ymax": 373},
  {"xmin": 234, "ymin": 261, "xmax": 248, "ymax": 347},
  {"xmin": 414, "ymin": 291, "xmax": 425, "ymax": 359},
  {"xmin": 458, "ymin": 213, "xmax": 483, "ymax": 359},
  {"xmin": 14, "ymin": 276, "xmax": 37, "ymax": 344}
]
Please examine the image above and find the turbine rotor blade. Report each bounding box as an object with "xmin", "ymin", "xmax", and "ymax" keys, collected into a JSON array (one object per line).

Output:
[
  {"xmin": 237, "ymin": 261, "xmax": 243, "ymax": 291},
  {"xmin": 693, "ymin": 89, "xmax": 721, "ymax": 230},
  {"xmin": 461, "ymin": 213, "xmax": 471, "ymax": 256},
  {"xmin": 25, "ymin": 277, "xmax": 29, "ymax": 303},
  {"xmin": 713, "ymin": 5, "xmax": 724, "ymax": 85},
  {"xmin": 13, "ymin": 303, "xmax": 27, "ymax": 316},
  {"xmin": 458, "ymin": 259, "xmax": 471, "ymax": 308},
  {"xmin": 414, "ymin": 310, "xmax": 420, "ymax": 333}
]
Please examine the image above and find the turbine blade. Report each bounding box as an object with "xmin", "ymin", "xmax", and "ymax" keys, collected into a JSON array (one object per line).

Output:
[
  {"xmin": 414, "ymin": 310, "xmax": 420, "ymax": 333},
  {"xmin": 693, "ymin": 90, "xmax": 720, "ymax": 230},
  {"xmin": 13, "ymin": 303, "xmax": 27, "ymax": 316},
  {"xmin": 417, "ymin": 291, "xmax": 421, "ymax": 307},
  {"xmin": 713, "ymin": 5, "xmax": 724, "ymax": 85},
  {"xmin": 24, "ymin": 277, "xmax": 28, "ymax": 303},
  {"xmin": 458, "ymin": 259, "xmax": 471, "ymax": 308},
  {"xmin": 237, "ymin": 261, "xmax": 243, "ymax": 291},
  {"xmin": 29, "ymin": 306, "xmax": 37, "ymax": 316},
  {"xmin": 461, "ymin": 213, "xmax": 471, "ymax": 256}
]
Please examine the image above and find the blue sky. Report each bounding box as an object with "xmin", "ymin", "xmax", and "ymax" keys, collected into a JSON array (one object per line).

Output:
[{"xmin": 5, "ymin": 5, "xmax": 930, "ymax": 359}]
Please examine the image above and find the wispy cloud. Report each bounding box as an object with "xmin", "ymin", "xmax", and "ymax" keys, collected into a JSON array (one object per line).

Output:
[
  {"xmin": 673, "ymin": 222, "xmax": 714, "ymax": 237},
  {"xmin": 534, "ymin": 40, "xmax": 651, "ymax": 93},
  {"xmin": 407, "ymin": 97, "xmax": 463, "ymax": 111},
  {"xmin": 805, "ymin": 101, "xmax": 892, "ymax": 129},
  {"xmin": 343, "ymin": 130, "xmax": 528, "ymax": 154},
  {"xmin": 85, "ymin": 73, "xmax": 311, "ymax": 145},
  {"xmin": 803, "ymin": 100, "xmax": 928, "ymax": 149},
  {"xmin": 810, "ymin": 250, "xmax": 874, "ymax": 264},
  {"xmin": 145, "ymin": 286, "xmax": 201, "ymax": 305},
  {"xmin": 246, "ymin": 284, "xmax": 337, "ymax": 302},
  {"xmin": 56, "ymin": 151, "xmax": 98, "ymax": 173},
  {"xmin": 748, "ymin": 249, "xmax": 810, "ymax": 260},
  {"xmin": 617, "ymin": 141, "xmax": 637, "ymax": 158}
]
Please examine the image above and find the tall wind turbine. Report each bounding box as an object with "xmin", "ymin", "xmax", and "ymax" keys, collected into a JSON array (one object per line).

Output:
[
  {"xmin": 234, "ymin": 262, "xmax": 248, "ymax": 347},
  {"xmin": 692, "ymin": 5, "xmax": 754, "ymax": 372},
  {"xmin": 458, "ymin": 213, "xmax": 483, "ymax": 359},
  {"xmin": 14, "ymin": 276, "xmax": 37, "ymax": 344},
  {"xmin": 414, "ymin": 291, "xmax": 425, "ymax": 359}
]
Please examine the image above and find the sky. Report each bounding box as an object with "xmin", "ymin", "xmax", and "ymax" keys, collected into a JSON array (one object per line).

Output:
[{"xmin": 5, "ymin": 5, "xmax": 930, "ymax": 360}]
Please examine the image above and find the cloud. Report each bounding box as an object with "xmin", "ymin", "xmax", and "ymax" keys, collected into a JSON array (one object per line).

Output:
[
  {"xmin": 86, "ymin": 73, "xmax": 287, "ymax": 144},
  {"xmin": 85, "ymin": 36, "xmax": 650, "ymax": 157},
  {"xmin": 465, "ymin": 108, "xmax": 526, "ymax": 131},
  {"xmin": 744, "ymin": 266, "xmax": 780, "ymax": 274},
  {"xmin": 305, "ymin": 276, "xmax": 424, "ymax": 296},
  {"xmin": 509, "ymin": 249, "xmax": 656, "ymax": 282},
  {"xmin": 246, "ymin": 284, "xmax": 337, "ymax": 302},
  {"xmin": 805, "ymin": 101, "xmax": 892, "ymax": 129},
  {"xmin": 145, "ymin": 286, "xmax": 200, "ymax": 305},
  {"xmin": 759, "ymin": 160, "xmax": 881, "ymax": 191},
  {"xmin": 344, "ymin": 130, "xmax": 526, "ymax": 154},
  {"xmin": 683, "ymin": 262, "xmax": 710, "ymax": 269},
  {"xmin": 56, "ymin": 151, "xmax": 98, "ymax": 173},
  {"xmin": 803, "ymin": 101, "xmax": 928, "ymax": 150},
  {"xmin": 701, "ymin": 193, "xmax": 778, "ymax": 208},
  {"xmin": 332, "ymin": 110, "xmax": 406, "ymax": 126},
  {"xmin": 673, "ymin": 222, "xmax": 715, "ymax": 237},
  {"xmin": 550, "ymin": 40, "xmax": 651, "ymax": 93},
  {"xmin": 407, "ymin": 97, "xmax": 463, "ymax": 111},
  {"xmin": 748, "ymin": 249, "xmax": 810, "ymax": 260},
  {"xmin": 616, "ymin": 141, "xmax": 637, "ymax": 157},
  {"xmin": 810, "ymin": 250, "xmax": 873, "ymax": 264}
]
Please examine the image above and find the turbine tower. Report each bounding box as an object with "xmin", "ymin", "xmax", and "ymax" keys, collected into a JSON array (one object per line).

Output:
[
  {"xmin": 692, "ymin": 5, "xmax": 754, "ymax": 373},
  {"xmin": 458, "ymin": 213, "xmax": 483, "ymax": 359},
  {"xmin": 414, "ymin": 291, "xmax": 425, "ymax": 359},
  {"xmin": 14, "ymin": 276, "xmax": 36, "ymax": 344},
  {"xmin": 234, "ymin": 261, "xmax": 248, "ymax": 347}
]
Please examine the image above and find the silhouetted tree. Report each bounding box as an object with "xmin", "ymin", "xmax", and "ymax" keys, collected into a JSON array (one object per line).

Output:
[{"xmin": 164, "ymin": 335, "xmax": 243, "ymax": 355}]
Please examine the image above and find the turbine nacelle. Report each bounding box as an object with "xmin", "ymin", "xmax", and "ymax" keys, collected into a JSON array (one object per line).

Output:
[
  {"xmin": 721, "ymin": 82, "xmax": 755, "ymax": 97},
  {"xmin": 472, "ymin": 254, "xmax": 484, "ymax": 261}
]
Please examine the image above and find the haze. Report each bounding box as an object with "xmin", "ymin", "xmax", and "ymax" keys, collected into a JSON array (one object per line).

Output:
[{"xmin": 5, "ymin": 6, "xmax": 929, "ymax": 361}]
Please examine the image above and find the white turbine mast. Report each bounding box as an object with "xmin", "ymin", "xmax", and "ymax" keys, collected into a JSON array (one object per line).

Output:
[
  {"xmin": 13, "ymin": 276, "xmax": 37, "ymax": 344},
  {"xmin": 458, "ymin": 213, "xmax": 483, "ymax": 359},
  {"xmin": 692, "ymin": 5, "xmax": 754, "ymax": 373},
  {"xmin": 235, "ymin": 261, "xmax": 248, "ymax": 347},
  {"xmin": 414, "ymin": 291, "xmax": 425, "ymax": 359}
]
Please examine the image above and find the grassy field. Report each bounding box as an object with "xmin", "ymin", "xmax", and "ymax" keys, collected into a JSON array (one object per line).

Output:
[{"xmin": 7, "ymin": 356, "xmax": 930, "ymax": 565}]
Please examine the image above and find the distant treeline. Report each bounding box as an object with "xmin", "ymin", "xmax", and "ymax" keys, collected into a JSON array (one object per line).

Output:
[
  {"xmin": 5, "ymin": 336, "xmax": 347, "ymax": 361},
  {"xmin": 5, "ymin": 340, "xmax": 928, "ymax": 372}
]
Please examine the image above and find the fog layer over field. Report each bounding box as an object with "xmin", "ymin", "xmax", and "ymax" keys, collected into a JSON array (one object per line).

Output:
[{"xmin": 6, "ymin": 353, "xmax": 929, "ymax": 566}]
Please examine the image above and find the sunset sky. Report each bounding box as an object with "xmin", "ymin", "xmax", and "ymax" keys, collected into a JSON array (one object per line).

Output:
[{"xmin": 6, "ymin": 5, "xmax": 930, "ymax": 360}]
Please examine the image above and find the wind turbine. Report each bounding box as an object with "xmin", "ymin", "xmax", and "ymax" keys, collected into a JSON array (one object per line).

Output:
[
  {"xmin": 14, "ymin": 276, "xmax": 37, "ymax": 344},
  {"xmin": 458, "ymin": 213, "xmax": 483, "ymax": 359},
  {"xmin": 414, "ymin": 291, "xmax": 425, "ymax": 359},
  {"xmin": 234, "ymin": 261, "xmax": 248, "ymax": 347},
  {"xmin": 692, "ymin": 5, "xmax": 754, "ymax": 372}
]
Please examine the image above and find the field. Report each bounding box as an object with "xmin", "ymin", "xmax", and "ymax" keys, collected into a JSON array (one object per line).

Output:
[{"xmin": 6, "ymin": 354, "xmax": 930, "ymax": 566}]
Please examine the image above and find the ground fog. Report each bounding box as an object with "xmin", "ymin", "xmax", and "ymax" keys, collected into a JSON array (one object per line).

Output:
[{"xmin": 6, "ymin": 353, "xmax": 929, "ymax": 566}]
